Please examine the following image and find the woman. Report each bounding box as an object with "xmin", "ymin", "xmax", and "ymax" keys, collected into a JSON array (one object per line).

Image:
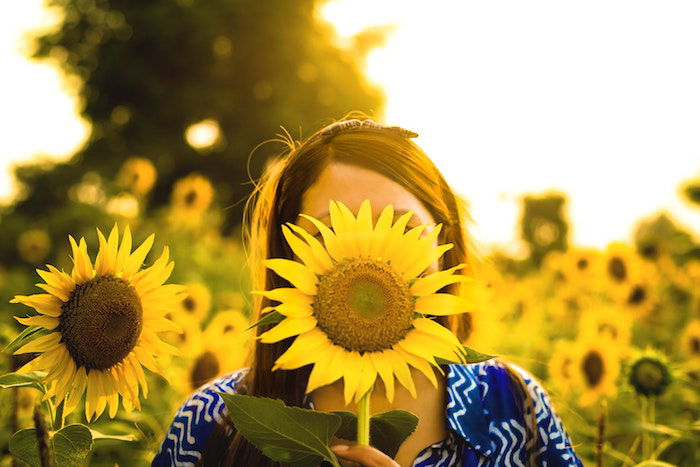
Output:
[{"xmin": 153, "ymin": 116, "xmax": 583, "ymax": 466}]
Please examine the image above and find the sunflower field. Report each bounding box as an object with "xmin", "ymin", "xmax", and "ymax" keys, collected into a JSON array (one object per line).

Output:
[{"xmin": 2, "ymin": 0, "xmax": 700, "ymax": 465}]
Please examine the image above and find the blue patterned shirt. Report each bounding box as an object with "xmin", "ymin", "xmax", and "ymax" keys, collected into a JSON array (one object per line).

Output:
[{"xmin": 153, "ymin": 360, "xmax": 582, "ymax": 466}]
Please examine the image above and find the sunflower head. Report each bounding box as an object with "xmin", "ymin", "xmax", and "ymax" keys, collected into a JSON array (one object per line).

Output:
[
  {"xmin": 10, "ymin": 224, "xmax": 186, "ymax": 421},
  {"xmin": 252, "ymin": 199, "xmax": 475, "ymax": 404},
  {"xmin": 627, "ymin": 351, "xmax": 673, "ymax": 397}
]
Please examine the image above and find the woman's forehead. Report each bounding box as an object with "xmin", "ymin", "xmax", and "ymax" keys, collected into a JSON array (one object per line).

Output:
[{"xmin": 295, "ymin": 162, "xmax": 434, "ymax": 228}]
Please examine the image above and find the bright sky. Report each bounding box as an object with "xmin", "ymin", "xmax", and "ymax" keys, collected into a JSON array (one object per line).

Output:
[{"xmin": 2, "ymin": 1, "xmax": 699, "ymax": 254}]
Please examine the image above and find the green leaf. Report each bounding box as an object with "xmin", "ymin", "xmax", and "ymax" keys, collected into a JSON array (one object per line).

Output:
[
  {"xmin": 89, "ymin": 428, "xmax": 138, "ymax": 442},
  {"xmin": 9, "ymin": 423, "xmax": 94, "ymax": 467},
  {"xmin": 2, "ymin": 325, "xmax": 51, "ymax": 355},
  {"xmin": 52, "ymin": 424, "xmax": 93, "ymax": 466},
  {"xmin": 245, "ymin": 310, "xmax": 285, "ymax": 331},
  {"xmin": 9, "ymin": 428, "xmax": 41, "ymax": 467},
  {"xmin": 0, "ymin": 371, "xmax": 48, "ymax": 393},
  {"xmin": 219, "ymin": 393, "xmax": 341, "ymax": 467},
  {"xmin": 435, "ymin": 345, "xmax": 496, "ymax": 365},
  {"xmin": 331, "ymin": 410, "xmax": 419, "ymax": 458}
]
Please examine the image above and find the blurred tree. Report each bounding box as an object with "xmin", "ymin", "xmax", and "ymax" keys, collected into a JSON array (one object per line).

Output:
[
  {"xmin": 519, "ymin": 193, "xmax": 569, "ymax": 268},
  {"xmin": 0, "ymin": 0, "xmax": 383, "ymax": 266}
]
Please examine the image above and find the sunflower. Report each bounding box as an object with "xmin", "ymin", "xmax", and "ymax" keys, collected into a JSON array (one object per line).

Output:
[
  {"xmin": 10, "ymin": 225, "xmax": 186, "ymax": 421},
  {"xmin": 547, "ymin": 340, "xmax": 576, "ymax": 395},
  {"xmin": 17, "ymin": 229, "xmax": 51, "ymax": 264},
  {"xmin": 170, "ymin": 173, "xmax": 214, "ymax": 214},
  {"xmin": 176, "ymin": 310, "xmax": 253, "ymax": 393},
  {"xmin": 253, "ymin": 199, "xmax": 475, "ymax": 405},
  {"xmin": 603, "ymin": 242, "xmax": 642, "ymax": 289},
  {"xmin": 680, "ymin": 320, "xmax": 700, "ymax": 366},
  {"xmin": 176, "ymin": 282, "xmax": 212, "ymax": 321},
  {"xmin": 571, "ymin": 336, "xmax": 622, "ymax": 407},
  {"xmin": 627, "ymin": 350, "xmax": 672, "ymax": 397},
  {"xmin": 554, "ymin": 248, "xmax": 602, "ymax": 286},
  {"xmin": 117, "ymin": 157, "xmax": 157, "ymax": 196},
  {"xmin": 577, "ymin": 305, "xmax": 632, "ymax": 353}
]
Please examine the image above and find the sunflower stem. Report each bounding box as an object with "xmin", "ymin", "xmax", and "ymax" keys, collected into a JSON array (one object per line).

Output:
[{"xmin": 357, "ymin": 389, "xmax": 372, "ymax": 446}]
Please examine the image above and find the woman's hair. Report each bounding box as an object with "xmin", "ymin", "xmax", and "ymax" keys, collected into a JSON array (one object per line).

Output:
[{"xmin": 197, "ymin": 112, "xmax": 538, "ymax": 466}]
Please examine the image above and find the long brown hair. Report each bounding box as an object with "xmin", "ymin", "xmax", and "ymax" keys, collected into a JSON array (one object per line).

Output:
[{"xmin": 198, "ymin": 113, "xmax": 537, "ymax": 465}]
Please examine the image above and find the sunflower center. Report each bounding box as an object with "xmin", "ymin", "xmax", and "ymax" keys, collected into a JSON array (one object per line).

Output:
[
  {"xmin": 627, "ymin": 285, "xmax": 646, "ymax": 305},
  {"xmin": 182, "ymin": 296, "xmax": 196, "ymax": 312},
  {"xmin": 631, "ymin": 360, "xmax": 664, "ymax": 395},
  {"xmin": 691, "ymin": 337, "xmax": 700, "ymax": 355},
  {"xmin": 185, "ymin": 190, "xmax": 197, "ymax": 206},
  {"xmin": 60, "ymin": 276, "xmax": 143, "ymax": 371},
  {"xmin": 313, "ymin": 258, "xmax": 414, "ymax": 353},
  {"xmin": 608, "ymin": 257, "xmax": 627, "ymax": 282},
  {"xmin": 190, "ymin": 350, "xmax": 220, "ymax": 389},
  {"xmin": 582, "ymin": 350, "xmax": 604, "ymax": 388},
  {"xmin": 576, "ymin": 258, "xmax": 589, "ymax": 270}
]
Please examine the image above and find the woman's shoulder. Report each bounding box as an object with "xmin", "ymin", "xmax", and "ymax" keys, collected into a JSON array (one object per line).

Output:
[
  {"xmin": 152, "ymin": 368, "xmax": 249, "ymax": 467},
  {"xmin": 446, "ymin": 360, "xmax": 582, "ymax": 466}
]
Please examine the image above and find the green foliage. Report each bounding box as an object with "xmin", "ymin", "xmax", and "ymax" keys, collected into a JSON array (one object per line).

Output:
[
  {"xmin": 332, "ymin": 410, "xmax": 419, "ymax": 458},
  {"xmin": 219, "ymin": 393, "xmax": 342, "ymax": 467},
  {"xmin": 0, "ymin": 371, "xmax": 48, "ymax": 393},
  {"xmin": 10, "ymin": 424, "xmax": 93, "ymax": 467}
]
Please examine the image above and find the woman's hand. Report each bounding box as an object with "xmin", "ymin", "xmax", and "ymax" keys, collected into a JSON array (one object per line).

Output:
[{"xmin": 330, "ymin": 444, "xmax": 401, "ymax": 467}]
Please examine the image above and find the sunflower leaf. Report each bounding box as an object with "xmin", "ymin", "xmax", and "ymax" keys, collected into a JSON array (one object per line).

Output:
[
  {"xmin": 331, "ymin": 410, "xmax": 419, "ymax": 458},
  {"xmin": 219, "ymin": 393, "xmax": 342, "ymax": 467},
  {"xmin": 245, "ymin": 310, "xmax": 285, "ymax": 331},
  {"xmin": 9, "ymin": 424, "xmax": 93, "ymax": 467},
  {"xmin": 0, "ymin": 371, "xmax": 48, "ymax": 393},
  {"xmin": 2, "ymin": 325, "xmax": 51, "ymax": 355}
]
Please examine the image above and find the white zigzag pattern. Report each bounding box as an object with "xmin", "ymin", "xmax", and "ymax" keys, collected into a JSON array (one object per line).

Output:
[{"xmin": 155, "ymin": 369, "xmax": 248, "ymax": 466}]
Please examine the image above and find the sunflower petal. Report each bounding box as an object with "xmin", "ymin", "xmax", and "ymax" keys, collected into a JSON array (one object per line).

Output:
[
  {"xmin": 342, "ymin": 351, "xmax": 363, "ymax": 406},
  {"xmin": 286, "ymin": 224, "xmax": 333, "ymax": 271},
  {"xmin": 281, "ymin": 225, "xmax": 328, "ymax": 275},
  {"xmin": 305, "ymin": 347, "xmax": 338, "ymax": 394},
  {"xmin": 410, "ymin": 264, "xmax": 472, "ymax": 297},
  {"xmin": 298, "ymin": 214, "xmax": 344, "ymax": 263},
  {"xmin": 258, "ymin": 316, "xmax": 317, "ymax": 343},
  {"xmin": 251, "ymin": 288, "xmax": 314, "ymax": 306},
  {"xmin": 69, "ymin": 236, "xmax": 94, "ymax": 284},
  {"xmin": 385, "ymin": 348, "xmax": 417, "ymax": 399},
  {"xmin": 34, "ymin": 283, "xmax": 70, "ymax": 302},
  {"xmin": 114, "ymin": 225, "xmax": 133, "ymax": 275},
  {"xmin": 354, "ymin": 356, "xmax": 378, "ymax": 404},
  {"xmin": 368, "ymin": 204, "xmax": 394, "ymax": 259},
  {"xmin": 369, "ymin": 351, "xmax": 396, "ymax": 403},
  {"xmin": 262, "ymin": 259, "xmax": 317, "ymax": 295},
  {"xmin": 64, "ymin": 366, "xmax": 87, "ymax": 416},
  {"xmin": 411, "ymin": 317, "xmax": 462, "ymax": 347},
  {"xmin": 121, "ymin": 233, "xmax": 155, "ymax": 280},
  {"xmin": 13, "ymin": 314, "xmax": 60, "ymax": 330},
  {"xmin": 273, "ymin": 328, "xmax": 328, "ymax": 370},
  {"xmin": 13, "ymin": 332, "xmax": 61, "ymax": 355},
  {"xmin": 10, "ymin": 294, "xmax": 63, "ymax": 317},
  {"xmin": 36, "ymin": 267, "xmax": 75, "ymax": 294},
  {"xmin": 415, "ymin": 293, "xmax": 476, "ymax": 316},
  {"xmin": 402, "ymin": 244, "xmax": 454, "ymax": 280}
]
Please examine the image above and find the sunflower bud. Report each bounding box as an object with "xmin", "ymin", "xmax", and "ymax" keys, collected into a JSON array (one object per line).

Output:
[{"xmin": 628, "ymin": 353, "xmax": 672, "ymax": 397}]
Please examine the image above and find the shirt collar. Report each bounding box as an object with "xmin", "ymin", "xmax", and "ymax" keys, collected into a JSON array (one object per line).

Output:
[{"xmin": 445, "ymin": 364, "xmax": 495, "ymax": 459}]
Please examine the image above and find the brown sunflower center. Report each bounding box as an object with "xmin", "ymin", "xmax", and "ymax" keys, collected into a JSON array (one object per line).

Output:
[
  {"xmin": 182, "ymin": 296, "xmax": 196, "ymax": 312},
  {"xmin": 627, "ymin": 285, "xmax": 646, "ymax": 305},
  {"xmin": 185, "ymin": 190, "xmax": 197, "ymax": 206},
  {"xmin": 631, "ymin": 360, "xmax": 664, "ymax": 394},
  {"xmin": 190, "ymin": 350, "xmax": 220, "ymax": 389},
  {"xmin": 60, "ymin": 276, "xmax": 143, "ymax": 371},
  {"xmin": 608, "ymin": 257, "xmax": 627, "ymax": 282},
  {"xmin": 582, "ymin": 350, "xmax": 604, "ymax": 388},
  {"xmin": 576, "ymin": 258, "xmax": 589, "ymax": 270},
  {"xmin": 313, "ymin": 258, "xmax": 414, "ymax": 353}
]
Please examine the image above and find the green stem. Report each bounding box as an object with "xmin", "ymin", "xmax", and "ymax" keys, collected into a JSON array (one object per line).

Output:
[
  {"xmin": 640, "ymin": 396, "xmax": 649, "ymax": 460},
  {"xmin": 357, "ymin": 389, "xmax": 372, "ymax": 446},
  {"xmin": 54, "ymin": 396, "xmax": 65, "ymax": 431},
  {"xmin": 648, "ymin": 397, "xmax": 656, "ymax": 460}
]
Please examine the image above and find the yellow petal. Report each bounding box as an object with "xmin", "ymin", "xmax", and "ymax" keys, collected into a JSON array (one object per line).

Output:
[
  {"xmin": 368, "ymin": 204, "xmax": 394, "ymax": 259},
  {"xmin": 121, "ymin": 233, "xmax": 155, "ymax": 280},
  {"xmin": 144, "ymin": 316, "xmax": 183, "ymax": 333},
  {"xmin": 298, "ymin": 213, "xmax": 344, "ymax": 263},
  {"xmin": 271, "ymin": 303, "xmax": 314, "ymax": 318},
  {"xmin": 398, "ymin": 330, "xmax": 463, "ymax": 364},
  {"xmin": 393, "ymin": 345, "xmax": 440, "ymax": 389},
  {"xmin": 381, "ymin": 210, "xmax": 414, "ymax": 263},
  {"xmin": 354, "ymin": 356, "xmax": 378, "ymax": 404},
  {"xmin": 353, "ymin": 199, "xmax": 374, "ymax": 257},
  {"xmin": 13, "ymin": 332, "xmax": 61, "ymax": 355},
  {"xmin": 36, "ymin": 267, "xmax": 75, "ymax": 294},
  {"xmin": 13, "ymin": 314, "xmax": 60, "ymax": 330},
  {"xmin": 285, "ymin": 223, "xmax": 333, "ymax": 271},
  {"xmin": 414, "ymin": 293, "xmax": 476, "ymax": 316},
  {"xmin": 273, "ymin": 328, "xmax": 328, "ymax": 370},
  {"xmin": 411, "ymin": 317, "xmax": 462, "ymax": 347},
  {"xmin": 402, "ymin": 243, "xmax": 454, "ymax": 280},
  {"xmin": 259, "ymin": 316, "xmax": 317, "ymax": 343},
  {"xmin": 85, "ymin": 370, "xmax": 99, "ymax": 422},
  {"xmin": 342, "ymin": 351, "xmax": 363, "ymax": 406},
  {"xmin": 68, "ymin": 236, "xmax": 93, "ymax": 284},
  {"xmin": 263, "ymin": 259, "xmax": 317, "ymax": 295},
  {"xmin": 52, "ymin": 357, "xmax": 77, "ymax": 403},
  {"xmin": 127, "ymin": 353, "xmax": 148, "ymax": 399},
  {"xmin": 251, "ymin": 288, "xmax": 314, "ymax": 306},
  {"xmin": 410, "ymin": 264, "xmax": 472, "ymax": 297},
  {"xmin": 385, "ymin": 349, "xmax": 417, "ymax": 399},
  {"xmin": 114, "ymin": 225, "xmax": 133, "ymax": 275},
  {"xmin": 64, "ymin": 366, "xmax": 87, "ymax": 416},
  {"xmin": 10, "ymin": 294, "xmax": 63, "ymax": 317},
  {"xmin": 305, "ymin": 347, "xmax": 337, "ymax": 394},
  {"xmin": 34, "ymin": 283, "xmax": 70, "ymax": 302},
  {"xmin": 369, "ymin": 351, "xmax": 395, "ymax": 403},
  {"xmin": 281, "ymin": 225, "xmax": 328, "ymax": 275}
]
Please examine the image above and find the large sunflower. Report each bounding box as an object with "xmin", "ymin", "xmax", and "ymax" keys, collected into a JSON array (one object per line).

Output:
[
  {"xmin": 10, "ymin": 225, "xmax": 186, "ymax": 421},
  {"xmin": 253, "ymin": 199, "xmax": 475, "ymax": 405}
]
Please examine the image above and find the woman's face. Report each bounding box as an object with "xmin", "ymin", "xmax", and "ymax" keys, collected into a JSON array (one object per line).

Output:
[{"xmin": 295, "ymin": 161, "xmax": 441, "ymax": 274}]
